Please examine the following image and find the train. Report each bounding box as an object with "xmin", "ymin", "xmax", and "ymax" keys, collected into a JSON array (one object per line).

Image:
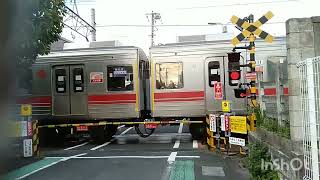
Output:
[{"xmin": 27, "ymin": 37, "xmax": 286, "ymax": 142}]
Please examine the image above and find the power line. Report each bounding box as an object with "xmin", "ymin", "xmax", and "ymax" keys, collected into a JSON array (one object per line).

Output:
[
  {"xmin": 176, "ymin": 0, "xmax": 299, "ymax": 10},
  {"xmin": 68, "ymin": 0, "xmax": 299, "ymax": 10},
  {"xmin": 93, "ymin": 22, "xmax": 285, "ymax": 28}
]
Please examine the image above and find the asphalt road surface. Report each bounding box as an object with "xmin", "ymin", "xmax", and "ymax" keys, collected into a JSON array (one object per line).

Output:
[{"xmin": 5, "ymin": 124, "xmax": 249, "ymax": 180}]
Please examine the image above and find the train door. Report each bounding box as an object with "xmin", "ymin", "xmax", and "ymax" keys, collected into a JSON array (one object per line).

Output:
[
  {"xmin": 52, "ymin": 65, "xmax": 87, "ymax": 116},
  {"xmin": 204, "ymin": 57, "xmax": 226, "ymax": 114}
]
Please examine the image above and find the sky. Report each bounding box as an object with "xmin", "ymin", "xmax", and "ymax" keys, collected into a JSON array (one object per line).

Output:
[{"xmin": 62, "ymin": 0, "xmax": 320, "ymax": 53}]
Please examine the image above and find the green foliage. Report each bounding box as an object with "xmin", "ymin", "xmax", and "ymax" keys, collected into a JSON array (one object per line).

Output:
[
  {"xmin": 251, "ymin": 107, "xmax": 290, "ymax": 139},
  {"xmin": 246, "ymin": 142, "xmax": 280, "ymax": 180},
  {"xmin": 10, "ymin": 0, "xmax": 65, "ymax": 89}
]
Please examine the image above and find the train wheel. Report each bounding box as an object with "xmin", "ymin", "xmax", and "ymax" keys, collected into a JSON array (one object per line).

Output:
[
  {"xmin": 108, "ymin": 125, "xmax": 118, "ymax": 136},
  {"xmin": 40, "ymin": 128, "xmax": 65, "ymax": 147},
  {"xmin": 89, "ymin": 126, "xmax": 106, "ymax": 144},
  {"xmin": 89, "ymin": 126, "xmax": 114, "ymax": 143},
  {"xmin": 189, "ymin": 123, "xmax": 205, "ymax": 140}
]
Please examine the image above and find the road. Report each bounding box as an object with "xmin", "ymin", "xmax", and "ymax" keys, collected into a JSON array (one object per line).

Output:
[{"xmin": 5, "ymin": 124, "xmax": 249, "ymax": 180}]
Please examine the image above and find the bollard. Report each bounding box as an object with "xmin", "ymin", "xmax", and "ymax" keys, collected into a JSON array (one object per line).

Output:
[
  {"xmin": 32, "ymin": 120, "xmax": 39, "ymax": 156},
  {"xmin": 206, "ymin": 115, "xmax": 216, "ymax": 151},
  {"xmin": 249, "ymin": 113, "xmax": 256, "ymax": 132},
  {"xmin": 20, "ymin": 104, "xmax": 35, "ymax": 157}
]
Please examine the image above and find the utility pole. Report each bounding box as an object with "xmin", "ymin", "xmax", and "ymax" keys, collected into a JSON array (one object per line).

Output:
[
  {"xmin": 146, "ymin": 11, "xmax": 161, "ymax": 48},
  {"xmin": 91, "ymin": 8, "xmax": 96, "ymax": 41}
]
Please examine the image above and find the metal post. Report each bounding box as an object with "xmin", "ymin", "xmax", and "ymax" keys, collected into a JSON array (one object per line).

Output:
[
  {"xmin": 275, "ymin": 62, "xmax": 282, "ymax": 125},
  {"xmin": 91, "ymin": 8, "xmax": 96, "ymax": 42}
]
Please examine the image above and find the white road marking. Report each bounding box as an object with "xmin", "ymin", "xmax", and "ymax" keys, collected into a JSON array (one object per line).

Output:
[
  {"xmin": 120, "ymin": 127, "xmax": 133, "ymax": 135},
  {"xmin": 178, "ymin": 123, "xmax": 183, "ymax": 134},
  {"xmin": 193, "ymin": 140, "xmax": 198, "ymax": 149},
  {"xmin": 176, "ymin": 156, "xmax": 200, "ymax": 158},
  {"xmin": 45, "ymin": 155, "xmax": 200, "ymax": 159},
  {"xmin": 90, "ymin": 127, "xmax": 133, "ymax": 151},
  {"xmin": 64, "ymin": 142, "xmax": 89, "ymax": 151},
  {"xmin": 172, "ymin": 123, "xmax": 183, "ymax": 149},
  {"xmin": 173, "ymin": 140, "xmax": 180, "ymax": 149},
  {"xmin": 17, "ymin": 153, "xmax": 87, "ymax": 179},
  {"xmin": 117, "ymin": 125, "xmax": 125, "ymax": 129},
  {"xmin": 167, "ymin": 152, "xmax": 177, "ymax": 164},
  {"xmin": 61, "ymin": 153, "xmax": 88, "ymax": 161},
  {"xmin": 90, "ymin": 141, "xmax": 112, "ymax": 151},
  {"xmin": 202, "ymin": 166, "xmax": 225, "ymax": 177},
  {"xmin": 115, "ymin": 133, "xmax": 190, "ymax": 138}
]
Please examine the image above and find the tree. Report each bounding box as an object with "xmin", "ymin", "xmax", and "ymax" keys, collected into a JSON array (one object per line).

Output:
[{"xmin": 10, "ymin": 0, "xmax": 65, "ymax": 90}]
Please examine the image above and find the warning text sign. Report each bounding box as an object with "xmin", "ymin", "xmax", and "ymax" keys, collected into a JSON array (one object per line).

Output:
[
  {"xmin": 230, "ymin": 116, "xmax": 247, "ymax": 134},
  {"xmin": 209, "ymin": 114, "xmax": 216, "ymax": 132},
  {"xmin": 214, "ymin": 82, "xmax": 223, "ymax": 100}
]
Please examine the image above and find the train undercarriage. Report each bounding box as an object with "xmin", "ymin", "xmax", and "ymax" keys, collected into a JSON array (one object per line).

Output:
[{"xmin": 38, "ymin": 118, "xmax": 206, "ymax": 145}]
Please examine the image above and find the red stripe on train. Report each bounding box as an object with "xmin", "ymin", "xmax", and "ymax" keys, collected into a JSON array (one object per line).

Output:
[
  {"xmin": 154, "ymin": 91, "xmax": 204, "ymax": 102},
  {"xmin": 155, "ymin": 97, "xmax": 204, "ymax": 102},
  {"xmin": 16, "ymin": 96, "xmax": 52, "ymax": 104},
  {"xmin": 154, "ymin": 91, "xmax": 204, "ymax": 99},
  {"xmin": 88, "ymin": 94, "xmax": 136, "ymax": 104},
  {"xmin": 256, "ymin": 88, "xmax": 289, "ymax": 96}
]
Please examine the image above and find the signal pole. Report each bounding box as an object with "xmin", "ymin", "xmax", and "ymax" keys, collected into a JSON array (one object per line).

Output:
[
  {"xmin": 248, "ymin": 14, "xmax": 257, "ymax": 107},
  {"xmin": 230, "ymin": 11, "xmax": 274, "ymax": 132},
  {"xmin": 248, "ymin": 14, "xmax": 257, "ymax": 131}
]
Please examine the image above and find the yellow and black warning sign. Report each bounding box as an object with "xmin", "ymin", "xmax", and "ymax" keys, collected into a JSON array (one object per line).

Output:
[
  {"xmin": 20, "ymin": 104, "xmax": 32, "ymax": 116},
  {"xmin": 221, "ymin": 100, "xmax": 230, "ymax": 112},
  {"xmin": 230, "ymin": 11, "xmax": 274, "ymax": 46}
]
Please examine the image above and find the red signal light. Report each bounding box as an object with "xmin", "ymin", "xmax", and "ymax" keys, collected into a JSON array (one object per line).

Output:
[{"xmin": 230, "ymin": 71, "xmax": 240, "ymax": 80}]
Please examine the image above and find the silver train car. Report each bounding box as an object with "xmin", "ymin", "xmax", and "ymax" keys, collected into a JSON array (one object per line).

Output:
[
  {"xmin": 28, "ymin": 37, "xmax": 286, "ymax": 141},
  {"xmin": 30, "ymin": 46, "xmax": 149, "ymax": 142},
  {"xmin": 149, "ymin": 37, "xmax": 286, "ymax": 136},
  {"xmin": 149, "ymin": 37, "xmax": 286, "ymax": 117}
]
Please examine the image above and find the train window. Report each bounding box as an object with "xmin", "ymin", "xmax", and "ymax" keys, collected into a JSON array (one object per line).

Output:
[
  {"xmin": 107, "ymin": 66, "xmax": 134, "ymax": 91},
  {"xmin": 156, "ymin": 62, "xmax": 183, "ymax": 89},
  {"xmin": 208, "ymin": 61, "xmax": 221, "ymax": 87},
  {"xmin": 55, "ymin": 69, "xmax": 66, "ymax": 93},
  {"xmin": 73, "ymin": 68, "xmax": 84, "ymax": 92}
]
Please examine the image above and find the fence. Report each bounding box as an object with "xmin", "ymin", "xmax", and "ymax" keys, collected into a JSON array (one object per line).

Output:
[
  {"xmin": 256, "ymin": 56, "xmax": 290, "ymax": 137},
  {"xmin": 297, "ymin": 56, "xmax": 320, "ymax": 180}
]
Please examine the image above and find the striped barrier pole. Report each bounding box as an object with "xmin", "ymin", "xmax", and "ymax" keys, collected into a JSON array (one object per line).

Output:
[
  {"xmin": 32, "ymin": 120, "xmax": 39, "ymax": 156},
  {"xmin": 206, "ymin": 114, "xmax": 216, "ymax": 151}
]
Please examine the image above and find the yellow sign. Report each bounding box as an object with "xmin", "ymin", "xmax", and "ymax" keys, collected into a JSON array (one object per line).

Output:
[
  {"xmin": 230, "ymin": 116, "xmax": 247, "ymax": 134},
  {"xmin": 221, "ymin": 100, "xmax": 230, "ymax": 112},
  {"xmin": 20, "ymin": 104, "xmax": 32, "ymax": 116}
]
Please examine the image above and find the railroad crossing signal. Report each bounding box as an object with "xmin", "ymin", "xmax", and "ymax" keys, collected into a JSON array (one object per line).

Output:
[{"xmin": 230, "ymin": 11, "xmax": 274, "ymax": 46}]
